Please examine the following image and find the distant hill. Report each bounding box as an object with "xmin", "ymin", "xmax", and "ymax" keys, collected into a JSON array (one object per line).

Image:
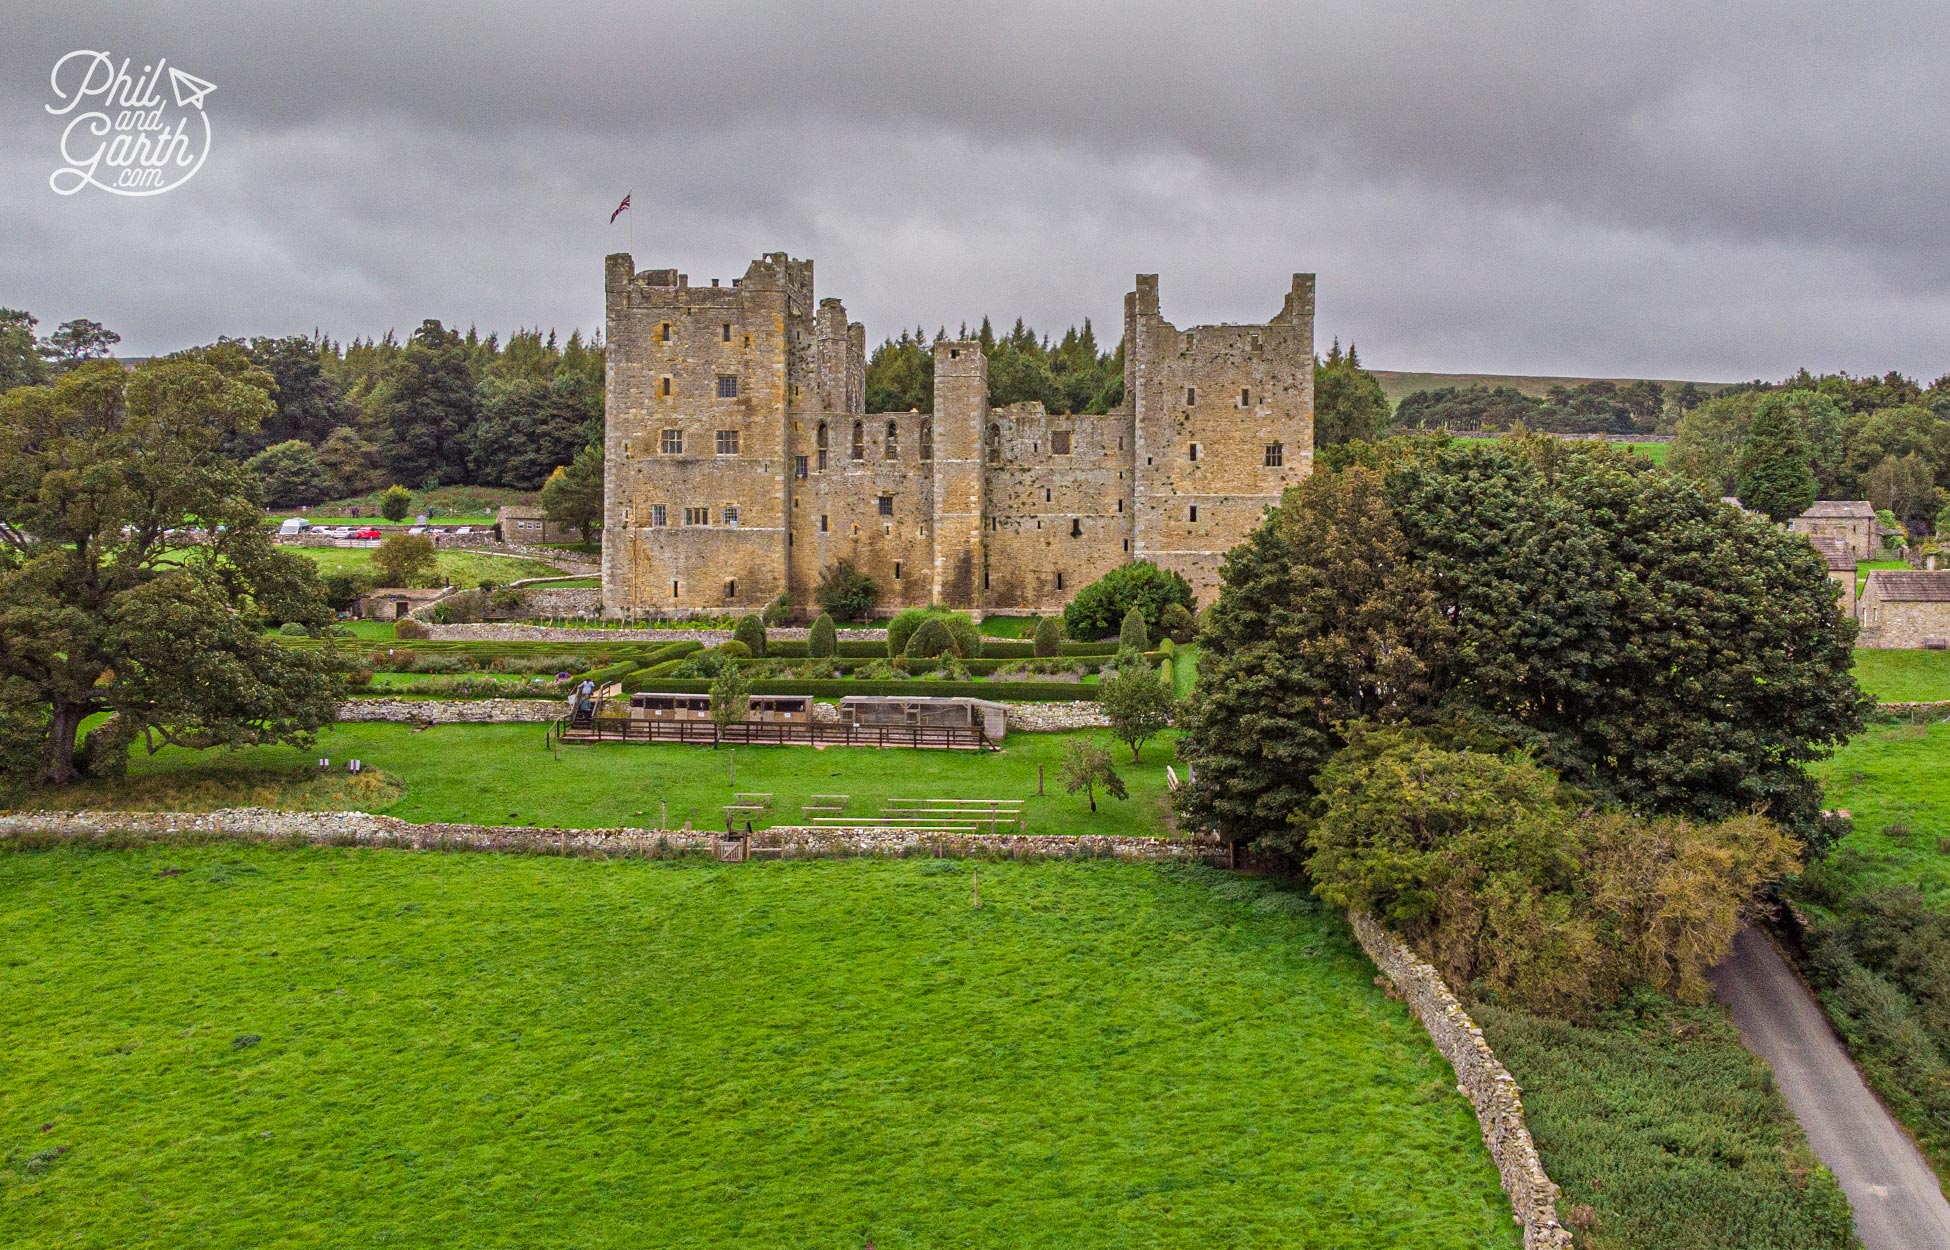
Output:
[{"xmin": 1370, "ymin": 370, "xmax": 1734, "ymax": 409}]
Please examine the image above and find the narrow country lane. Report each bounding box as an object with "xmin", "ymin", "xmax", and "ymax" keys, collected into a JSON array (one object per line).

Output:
[{"xmin": 1711, "ymin": 925, "xmax": 1950, "ymax": 1250}]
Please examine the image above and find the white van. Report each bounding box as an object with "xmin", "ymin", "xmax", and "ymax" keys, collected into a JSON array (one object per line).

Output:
[{"xmin": 277, "ymin": 518, "xmax": 311, "ymax": 537}]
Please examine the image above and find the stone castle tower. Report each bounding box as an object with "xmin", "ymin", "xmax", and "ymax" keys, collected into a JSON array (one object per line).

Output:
[{"xmin": 601, "ymin": 252, "xmax": 1314, "ymax": 617}]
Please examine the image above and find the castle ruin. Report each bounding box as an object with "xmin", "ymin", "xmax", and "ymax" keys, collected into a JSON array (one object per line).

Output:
[{"xmin": 601, "ymin": 252, "xmax": 1315, "ymax": 617}]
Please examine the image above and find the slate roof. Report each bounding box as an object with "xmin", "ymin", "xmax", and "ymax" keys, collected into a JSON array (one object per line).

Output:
[
  {"xmin": 1798, "ymin": 500, "xmax": 1878, "ymax": 520},
  {"xmin": 1866, "ymin": 571, "xmax": 1950, "ymax": 602},
  {"xmin": 1808, "ymin": 536, "xmax": 1857, "ymax": 571}
]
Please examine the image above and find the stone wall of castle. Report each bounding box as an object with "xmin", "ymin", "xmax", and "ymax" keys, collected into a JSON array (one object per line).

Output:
[{"xmin": 602, "ymin": 253, "xmax": 1315, "ymax": 620}]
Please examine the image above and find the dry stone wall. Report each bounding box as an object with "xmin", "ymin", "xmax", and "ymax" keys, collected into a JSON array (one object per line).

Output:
[
  {"xmin": 337, "ymin": 699, "xmax": 562, "ymax": 724},
  {"xmin": 1004, "ymin": 701, "xmax": 1111, "ymax": 731},
  {"xmin": 419, "ymin": 624, "xmax": 888, "ymax": 642},
  {"xmin": 0, "ymin": 807, "xmax": 1204, "ymax": 863},
  {"xmin": 1347, "ymin": 911, "xmax": 1572, "ymax": 1250}
]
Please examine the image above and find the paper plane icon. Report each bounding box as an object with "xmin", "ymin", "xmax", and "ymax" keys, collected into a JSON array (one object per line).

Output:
[{"xmin": 168, "ymin": 67, "xmax": 217, "ymax": 110}]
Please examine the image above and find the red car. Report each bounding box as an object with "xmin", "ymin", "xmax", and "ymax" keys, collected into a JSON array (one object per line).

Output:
[{"xmin": 352, "ymin": 527, "xmax": 382, "ymax": 540}]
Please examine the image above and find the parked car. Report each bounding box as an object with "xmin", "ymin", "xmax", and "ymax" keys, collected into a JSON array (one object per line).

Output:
[
  {"xmin": 407, "ymin": 525, "xmax": 428, "ymax": 535},
  {"xmin": 353, "ymin": 526, "xmax": 382, "ymax": 540},
  {"xmin": 277, "ymin": 518, "xmax": 311, "ymax": 536}
]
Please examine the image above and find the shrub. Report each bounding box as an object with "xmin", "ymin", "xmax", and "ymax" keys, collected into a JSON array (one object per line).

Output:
[
  {"xmin": 320, "ymin": 571, "xmax": 374, "ymax": 612},
  {"xmin": 490, "ymin": 654, "xmax": 590, "ymax": 674},
  {"xmin": 278, "ymin": 622, "xmax": 310, "ymax": 636},
  {"xmin": 488, "ymin": 588, "xmax": 528, "ymax": 614},
  {"xmin": 762, "ymin": 593, "xmax": 793, "ymax": 627},
  {"xmin": 1119, "ymin": 605, "xmax": 1150, "ymax": 652},
  {"xmin": 717, "ymin": 640, "xmax": 753, "ymax": 659},
  {"xmin": 1305, "ymin": 726, "xmax": 1799, "ymax": 1019},
  {"xmin": 808, "ymin": 613, "xmax": 837, "ymax": 658},
  {"xmin": 1063, "ymin": 561, "xmax": 1195, "ymax": 640},
  {"xmin": 380, "ymin": 484, "xmax": 414, "ymax": 522},
  {"xmin": 407, "ymin": 654, "xmax": 476, "ymax": 674},
  {"xmin": 1032, "ymin": 615, "xmax": 1064, "ymax": 657},
  {"xmin": 393, "ymin": 619, "xmax": 430, "ymax": 640},
  {"xmin": 1159, "ymin": 602, "xmax": 1196, "ymax": 645},
  {"xmin": 372, "ymin": 533, "xmax": 438, "ymax": 587},
  {"xmin": 815, "ymin": 559, "xmax": 879, "ymax": 621},
  {"xmin": 904, "ymin": 618, "xmax": 953, "ymax": 658},
  {"xmin": 431, "ymin": 589, "xmax": 486, "ymax": 625},
  {"xmin": 732, "ymin": 614, "xmax": 767, "ymax": 656}
]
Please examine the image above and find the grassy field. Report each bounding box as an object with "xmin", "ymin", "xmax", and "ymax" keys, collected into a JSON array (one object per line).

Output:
[
  {"xmin": 284, "ymin": 546, "xmax": 564, "ymax": 585},
  {"xmin": 1851, "ymin": 649, "xmax": 1950, "ymax": 703},
  {"xmin": 1807, "ymin": 721, "xmax": 1950, "ymax": 903},
  {"xmin": 30, "ymin": 723, "xmax": 1182, "ymax": 837},
  {"xmin": 1475, "ymin": 998, "xmax": 1855, "ymax": 1250},
  {"xmin": 0, "ymin": 849, "xmax": 1520, "ymax": 1250},
  {"xmin": 1856, "ymin": 558, "xmax": 1912, "ymax": 597}
]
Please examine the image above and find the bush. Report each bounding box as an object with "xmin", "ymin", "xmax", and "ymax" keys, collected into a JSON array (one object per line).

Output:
[
  {"xmin": 320, "ymin": 571, "xmax": 374, "ymax": 612},
  {"xmin": 904, "ymin": 618, "xmax": 952, "ymax": 658},
  {"xmin": 815, "ymin": 559, "xmax": 879, "ymax": 621},
  {"xmin": 278, "ymin": 622, "xmax": 310, "ymax": 636},
  {"xmin": 394, "ymin": 618, "xmax": 430, "ymax": 640},
  {"xmin": 717, "ymin": 640, "xmax": 752, "ymax": 659},
  {"xmin": 1119, "ymin": 605, "xmax": 1150, "ymax": 652},
  {"xmin": 490, "ymin": 654, "xmax": 590, "ymax": 675},
  {"xmin": 487, "ymin": 588, "xmax": 528, "ymax": 614},
  {"xmin": 407, "ymin": 654, "xmax": 477, "ymax": 674},
  {"xmin": 431, "ymin": 589, "xmax": 486, "ymax": 625},
  {"xmin": 808, "ymin": 613, "xmax": 837, "ymax": 658},
  {"xmin": 887, "ymin": 608, "xmax": 980, "ymax": 659},
  {"xmin": 732, "ymin": 614, "xmax": 767, "ymax": 656},
  {"xmin": 1305, "ymin": 726, "xmax": 1799, "ymax": 1019},
  {"xmin": 1063, "ymin": 561, "xmax": 1195, "ymax": 640},
  {"xmin": 380, "ymin": 484, "xmax": 414, "ymax": 522},
  {"xmin": 1159, "ymin": 602, "xmax": 1196, "ymax": 645},
  {"xmin": 1032, "ymin": 615, "xmax": 1063, "ymax": 657},
  {"xmin": 1157, "ymin": 637, "xmax": 1175, "ymax": 658},
  {"xmin": 762, "ymin": 594, "xmax": 793, "ymax": 627}
]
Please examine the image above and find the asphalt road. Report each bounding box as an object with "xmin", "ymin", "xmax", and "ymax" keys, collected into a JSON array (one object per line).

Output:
[{"xmin": 1711, "ymin": 924, "xmax": 1950, "ymax": 1250}]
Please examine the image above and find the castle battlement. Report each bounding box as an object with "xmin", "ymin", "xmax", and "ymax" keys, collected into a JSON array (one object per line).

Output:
[{"xmin": 600, "ymin": 253, "xmax": 1314, "ymax": 616}]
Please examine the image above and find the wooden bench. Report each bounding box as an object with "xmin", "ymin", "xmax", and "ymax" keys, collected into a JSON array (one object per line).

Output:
[
  {"xmin": 808, "ymin": 793, "xmax": 850, "ymax": 807},
  {"xmin": 722, "ymin": 804, "xmax": 766, "ymax": 816},
  {"xmin": 734, "ymin": 792, "xmax": 773, "ymax": 808},
  {"xmin": 801, "ymin": 804, "xmax": 847, "ymax": 816}
]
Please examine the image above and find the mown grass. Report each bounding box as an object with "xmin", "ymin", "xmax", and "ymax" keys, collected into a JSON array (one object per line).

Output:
[
  {"xmin": 27, "ymin": 723, "xmax": 1182, "ymax": 837},
  {"xmin": 284, "ymin": 546, "xmax": 565, "ymax": 585},
  {"xmin": 1851, "ymin": 648, "xmax": 1950, "ymax": 703},
  {"xmin": 1807, "ymin": 721, "xmax": 1950, "ymax": 903},
  {"xmin": 1474, "ymin": 997, "xmax": 1855, "ymax": 1250},
  {"xmin": 0, "ymin": 850, "xmax": 1520, "ymax": 1250}
]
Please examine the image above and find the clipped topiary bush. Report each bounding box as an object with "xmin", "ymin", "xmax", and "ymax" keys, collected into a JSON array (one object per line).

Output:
[
  {"xmin": 1033, "ymin": 615, "xmax": 1063, "ymax": 657},
  {"xmin": 808, "ymin": 613, "xmax": 837, "ymax": 658},
  {"xmin": 904, "ymin": 618, "xmax": 953, "ymax": 659},
  {"xmin": 278, "ymin": 622, "xmax": 310, "ymax": 636},
  {"xmin": 1159, "ymin": 601, "xmax": 1196, "ymax": 646},
  {"xmin": 717, "ymin": 639, "xmax": 753, "ymax": 659},
  {"xmin": 732, "ymin": 614, "xmax": 767, "ymax": 656},
  {"xmin": 1119, "ymin": 605, "xmax": 1150, "ymax": 652}
]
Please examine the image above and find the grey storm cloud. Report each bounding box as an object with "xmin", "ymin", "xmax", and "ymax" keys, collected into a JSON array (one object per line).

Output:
[{"xmin": 2, "ymin": 0, "xmax": 1947, "ymax": 379}]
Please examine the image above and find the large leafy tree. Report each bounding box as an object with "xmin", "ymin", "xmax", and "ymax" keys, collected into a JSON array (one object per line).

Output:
[
  {"xmin": 41, "ymin": 318, "xmax": 121, "ymax": 372},
  {"xmin": 0, "ymin": 359, "xmax": 341, "ymax": 786},
  {"xmin": 1312, "ymin": 341, "xmax": 1390, "ymax": 446},
  {"xmin": 380, "ymin": 320, "xmax": 479, "ymax": 486},
  {"xmin": 1061, "ymin": 560, "xmax": 1195, "ymax": 640},
  {"xmin": 1735, "ymin": 396, "xmax": 1819, "ymax": 521},
  {"xmin": 0, "ymin": 309, "xmax": 47, "ymax": 392},
  {"xmin": 245, "ymin": 439, "xmax": 330, "ymax": 507},
  {"xmin": 1176, "ymin": 465, "xmax": 1450, "ymax": 845},
  {"xmin": 541, "ymin": 441, "xmax": 605, "ymax": 543},
  {"xmin": 1181, "ymin": 439, "xmax": 1867, "ymax": 849},
  {"xmin": 236, "ymin": 335, "xmax": 352, "ymax": 453},
  {"xmin": 469, "ymin": 371, "xmax": 601, "ymax": 489}
]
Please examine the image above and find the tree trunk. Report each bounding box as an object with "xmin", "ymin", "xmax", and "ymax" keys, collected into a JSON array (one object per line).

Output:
[{"xmin": 42, "ymin": 698, "xmax": 88, "ymax": 786}]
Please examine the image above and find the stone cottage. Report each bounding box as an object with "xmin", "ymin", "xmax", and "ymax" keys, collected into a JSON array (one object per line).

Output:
[
  {"xmin": 1857, "ymin": 570, "xmax": 1950, "ymax": 649},
  {"xmin": 495, "ymin": 506, "xmax": 582, "ymax": 546},
  {"xmin": 1792, "ymin": 500, "xmax": 1880, "ymax": 560},
  {"xmin": 1808, "ymin": 535, "xmax": 1859, "ymax": 619}
]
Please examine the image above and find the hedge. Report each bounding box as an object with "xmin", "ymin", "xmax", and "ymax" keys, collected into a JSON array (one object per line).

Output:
[{"xmin": 620, "ymin": 678, "xmax": 1098, "ymax": 702}]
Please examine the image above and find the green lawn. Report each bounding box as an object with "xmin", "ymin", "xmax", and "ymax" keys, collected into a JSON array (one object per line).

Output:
[
  {"xmin": 979, "ymin": 615, "xmax": 1041, "ymax": 637},
  {"xmin": 1808, "ymin": 721, "xmax": 1950, "ymax": 903},
  {"xmin": 1851, "ymin": 649, "xmax": 1950, "ymax": 703},
  {"xmin": 0, "ymin": 850, "xmax": 1520, "ymax": 1250},
  {"xmin": 1475, "ymin": 998, "xmax": 1854, "ymax": 1250},
  {"xmin": 31, "ymin": 724, "xmax": 1182, "ymax": 837},
  {"xmin": 285, "ymin": 546, "xmax": 564, "ymax": 585}
]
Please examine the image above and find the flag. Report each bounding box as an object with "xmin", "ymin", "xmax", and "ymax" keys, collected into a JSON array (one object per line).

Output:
[{"xmin": 610, "ymin": 193, "xmax": 632, "ymax": 224}]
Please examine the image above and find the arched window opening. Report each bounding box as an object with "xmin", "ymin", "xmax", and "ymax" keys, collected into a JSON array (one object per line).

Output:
[
  {"xmin": 850, "ymin": 420, "xmax": 865, "ymax": 461},
  {"xmin": 884, "ymin": 419, "xmax": 899, "ymax": 460}
]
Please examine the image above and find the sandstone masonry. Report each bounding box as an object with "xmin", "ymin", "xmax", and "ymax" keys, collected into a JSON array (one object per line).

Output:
[{"xmin": 602, "ymin": 253, "xmax": 1315, "ymax": 616}]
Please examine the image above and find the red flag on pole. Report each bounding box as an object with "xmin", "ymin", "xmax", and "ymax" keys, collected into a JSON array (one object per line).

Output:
[{"xmin": 610, "ymin": 193, "xmax": 632, "ymax": 223}]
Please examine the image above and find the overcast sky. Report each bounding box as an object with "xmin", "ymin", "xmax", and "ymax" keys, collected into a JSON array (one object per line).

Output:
[{"xmin": 3, "ymin": 1, "xmax": 1947, "ymax": 381}]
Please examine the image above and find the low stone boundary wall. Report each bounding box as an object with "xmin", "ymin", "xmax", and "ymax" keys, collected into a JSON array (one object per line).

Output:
[
  {"xmin": 337, "ymin": 699, "xmax": 561, "ymax": 723},
  {"xmin": 420, "ymin": 624, "xmax": 889, "ymax": 642},
  {"xmin": 1005, "ymin": 701, "xmax": 1111, "ymax": 731},
  {"xmin": 0, "ymin": 807, "xmax": 1205, "ymax": 863},
  {"xmin": 1347, "ymin": 911, "xmax": 1571, "ymax": 1250},
  {"xmin": 506, "ymin": 588, "xmax": 603, "ymax": 616}
]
